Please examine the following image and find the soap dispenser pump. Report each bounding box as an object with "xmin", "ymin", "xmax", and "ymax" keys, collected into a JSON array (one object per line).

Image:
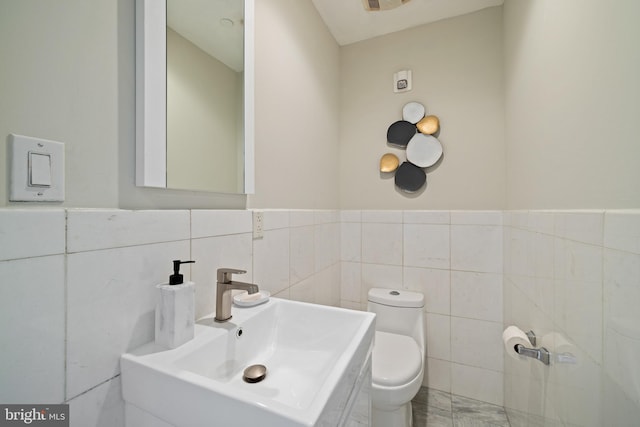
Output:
[
  {"xmin": 155, "ymin": 259, "xmax": 196, "ymax": 349},
  {"xmin": 170, "ymin": 259, "xmax": 195, "ymax": 285}
]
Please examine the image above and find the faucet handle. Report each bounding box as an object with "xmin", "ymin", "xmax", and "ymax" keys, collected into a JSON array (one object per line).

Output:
[{"xmin": 217, "ymin": 268, "xmax": 247, "ymax": 283}]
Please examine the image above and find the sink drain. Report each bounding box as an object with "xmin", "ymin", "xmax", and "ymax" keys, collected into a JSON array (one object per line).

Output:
[{"xmin": 243, "ymin": 364, "xmax": 267, "ymax": 383}]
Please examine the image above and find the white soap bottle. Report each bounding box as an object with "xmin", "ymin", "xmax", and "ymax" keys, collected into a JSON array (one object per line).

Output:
[{"xmin": 155, "ymin": 260, "xmax": 196, "ymax": 349}]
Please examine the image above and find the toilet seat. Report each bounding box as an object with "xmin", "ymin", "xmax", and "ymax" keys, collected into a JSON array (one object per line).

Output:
[{"xmin": 372, "ymin": 331, "xmax": 422, "ymax": 387}]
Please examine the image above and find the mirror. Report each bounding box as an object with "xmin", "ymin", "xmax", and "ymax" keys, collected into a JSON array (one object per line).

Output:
[{"xmin": 135, "ymin": 0, "xmax": 254, "ymax": 194}]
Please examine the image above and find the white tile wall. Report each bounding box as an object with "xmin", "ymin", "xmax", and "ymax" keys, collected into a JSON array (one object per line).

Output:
[
  {"xmin": 451, "ymin": 271, "xmax": 503, "ymax": 322},
  {"xmin": 190, "ymin": 209, "xmax": 251, "ymax": 238},
  {"xmin": 404, "ymin": 267, "xmax": 450, "ymax": 315},
  {"xmin": 315, "ymin": 222, "xmax": 340, "ymax": 271},
  {"xmin": 451, "ymin": 210, "xmax": 503, "ymax": 226},
  {"xmin": 426, "ymin": 313, "xmax": 451, "ymax": 360},
  {"xmin": 504, "ymin": 210, "xmax": 640, "ymax": 427},
  {"xmin": 67, "ymin": 377, "xmax": 124, "ymax": 427},
  {"xmin": 362, "ymin": 210, "xmax": 403, "ymax": 223},
  {"xmin": 451, "ymin": 317, "xmax": 504, "ymax": 372},
  {"xmin": 0, "ymin": 209, "xmax": 65, "ymax": 260},
  {"xmin": 340, "ymin": 221, "xmax": 361, "ymax": 262},
  {"xmin": 314, "ymin": 209, "xmax": 339, "ymax": 225},
  {"xmin": 361, "ymin": 263, "xmax": 403, "ymax": 300},
  {"xmin": 67, "ymin": 209, "xmax": 190, "ymax": 252},
  {"xmin": 289, "ymin": 274, "xmax": 316, "ymax": 303},
  {"xmin": 66, "ymin": 240, "xmax": 191, "ymax": 398},
  {"xmin": 0, "ymin": 210, "xmax": 66, "ymax": 404},
  {"xmin": 340, "ymin": 262, "xmax": 361, "ymax": 303},
  {"xmin": 0, "ymin": 208, "xmax": 342, "ymax": 427},
  {"xmin": 451, "ymin": 363, "xmax": 504, "ymax": 406},
  {"xmin": 554, "ymin": 237, "xmax": 604, "ymax": 365},
  {"xmin": 340, "ymin": 210, "xmax": 361, "ymax": 223},
  {"xmin": 554, "ymin": 211, "xmax": 604, "ymax": 246},
  {"xmin": 261, "ymin": 209, "xmax": 290, "ymax": 230},
  {"xmin": 361, "ymin": 223, "xmax": 403, "ymax": 265},
  {"xmin": 403, "ymin": 224, "xmax": 450, "ymax": 269},
  {"xmin": 290, "ymin": 209, "xmax": 315, "ymax": 227},
  {"xmin": 253, "ymin": 228, "xmax": 291, "ymax": 296},
  {"xmin": 340, "ymin": 210, "xmax": 505, "ymax": 406},
  {"xmin": 604, "ymin": 210, "xmax": 640, "ymax": 254},
  {"xmin": 3, "ymin": 208, "xmax": 638, "ymax": 426},
  {"xmin": 603, "ymin": 211, "xmax": 640, "ymax": 425},
  {"xmin": 403, "ymin": 210, "xmax": 450, "ymax": 225},
  {"xmin": 290, "ymin": 225, "xmax": 315, "ymax": 282},
  {"xmin": 314, "ymin": 263, "xmax": 341, "ymax": 307},
  {"xmin": 426, "ymin": 357, "xmax": 452, "ymax": 393},
  {"xmin": 451, "ymin": 224, "xmax": 503, "ymax": 273},
  {"xmin": 0, "ymin": 255, "xmax": 65, "ymax": 403}
]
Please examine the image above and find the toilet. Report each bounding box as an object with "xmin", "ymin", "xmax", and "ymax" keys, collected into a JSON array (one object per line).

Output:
[{"xmin": 368, "ymin": 288, "xmax": 425, "ymax": 427}]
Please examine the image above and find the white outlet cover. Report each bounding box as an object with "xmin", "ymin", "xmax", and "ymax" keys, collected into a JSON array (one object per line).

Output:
[
  {"xmin": 9, "ymin": 134, "xmax": 65, "ymax": 202},
  {"xmin": 252, "ymin": 211, "xmax": 264, "ymax": 239}
]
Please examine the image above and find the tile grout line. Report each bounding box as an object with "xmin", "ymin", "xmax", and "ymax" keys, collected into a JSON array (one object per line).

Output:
[{"xmin": 63, "ymin": 208, "xmax": 69, "ymax": 403}]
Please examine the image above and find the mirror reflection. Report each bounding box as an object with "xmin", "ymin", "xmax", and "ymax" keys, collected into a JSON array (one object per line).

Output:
[{"xmin": 166, "ymin": 0, "xmax": 245, "ymax": 193}]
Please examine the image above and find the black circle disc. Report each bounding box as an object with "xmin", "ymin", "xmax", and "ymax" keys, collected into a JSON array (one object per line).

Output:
[
  {"xmin": 387, "ymin": 120, "xmax": 416, "ymax": 148},
  {"xmin": 394, "ymin": 162, "xmax": 426, "ymax": 193}
]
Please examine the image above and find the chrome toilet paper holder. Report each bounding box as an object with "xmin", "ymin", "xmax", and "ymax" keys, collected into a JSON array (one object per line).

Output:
[{"xmin": 515, "ymin": 330, "xmax": 550, "ymax": 365}]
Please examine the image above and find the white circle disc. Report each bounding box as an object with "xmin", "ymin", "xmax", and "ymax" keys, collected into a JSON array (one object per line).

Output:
[
  {"xmin": 402, "ymin": 102, "xmax": 425, "ymax": 124},
  {"xmin": 406, "ymin": 133, "xmax": 442, "ymax": 168}
]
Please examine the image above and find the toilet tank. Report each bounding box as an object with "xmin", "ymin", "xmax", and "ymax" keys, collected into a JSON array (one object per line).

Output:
[{"xmin": 367, "ymin": 288, "xmax": 425, "ymax": 350}]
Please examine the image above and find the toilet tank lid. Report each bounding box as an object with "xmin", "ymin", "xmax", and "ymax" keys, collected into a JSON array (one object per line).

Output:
[{"xmin": 368, "ymin": 288, "xmax": 424, "ymax": 308}]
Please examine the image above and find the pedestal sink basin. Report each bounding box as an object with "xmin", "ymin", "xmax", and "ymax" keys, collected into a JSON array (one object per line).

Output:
[{"xmin": 121, "ymin": 298, "xmax": 375, "ymax": 427}]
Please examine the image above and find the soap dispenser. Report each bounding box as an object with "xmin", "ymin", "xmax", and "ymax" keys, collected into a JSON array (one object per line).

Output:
[{"xmin": 155, "ymin": 260, "xmax": 196, "ymax": 349}]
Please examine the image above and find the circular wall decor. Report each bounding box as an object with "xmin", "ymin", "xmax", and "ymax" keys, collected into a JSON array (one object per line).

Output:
[
  {"xmin": 416, "ymin": 115, "xmax": 439, "ymax": 135},
  {"xmin": 379, "ymin": 153, "xmax": 400, "ymax": 173},
  {"xmin": 381, "ymin": 101, "xmax": 444, "ymax": 194},
  {"xmin": 394, "ymin": 162, "xmax": 426, "ymax": 193},
  {"xmin": 386, "ymin": 120, "xmax": 416, "ymax": 148},
  {"xmin": 402, "ymin": 102, "xmax": 425, "ymax": 124},
  {"xmin": 406, "ymin": 134, "xmax": 442, "ymax": 168}
]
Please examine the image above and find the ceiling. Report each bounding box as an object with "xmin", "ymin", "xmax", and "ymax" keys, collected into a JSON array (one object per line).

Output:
[
  {"xmin": 166, "ymin": 0, "xmax": 505, "ymax": 71},
  {"xmin": 311, "ymin": 0, "xmax": 504, "ymax": 46}
]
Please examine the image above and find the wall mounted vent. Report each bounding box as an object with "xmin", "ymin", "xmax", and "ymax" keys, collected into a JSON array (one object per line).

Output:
[{"xmin": 362, "ymin": 0, "xmax": 411, "ymax": 12}]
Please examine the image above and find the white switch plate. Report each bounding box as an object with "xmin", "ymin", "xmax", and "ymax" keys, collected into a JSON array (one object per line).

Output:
[
  {"xmin": 9, "ymin": 134, "xmax": 65, "ymax": 202},
  {"xmin": 252, "ymin": 210, "xmax": 264, "ymax": 239}
]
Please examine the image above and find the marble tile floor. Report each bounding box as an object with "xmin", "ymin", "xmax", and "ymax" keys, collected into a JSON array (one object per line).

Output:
[{"xmin": 411, "ymin": 387, "xmax": 511, "ymax": 427}]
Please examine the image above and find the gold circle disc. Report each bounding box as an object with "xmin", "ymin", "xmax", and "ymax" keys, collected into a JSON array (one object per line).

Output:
[
  {"xmin": 417, "ymin": 115, "xmax": 440, "ymax": 135},
  {"xmin": 380, "ymin": 153, "xmax": 400, "ymax": 173}
]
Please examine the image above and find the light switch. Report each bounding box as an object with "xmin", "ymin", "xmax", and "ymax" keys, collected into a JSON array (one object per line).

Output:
[
  {"xmin": 9, "ymin": 134, "xmax": 65, "ymax": 202},
  {"xmin": 29, "ymin": 153, "xmax": 52, "ymax": 187}
]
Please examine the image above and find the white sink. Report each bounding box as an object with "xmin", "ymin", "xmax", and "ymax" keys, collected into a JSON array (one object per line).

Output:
[{"xmin": 121, "ymin": 298, "xmax": 375, "ymax": 427}]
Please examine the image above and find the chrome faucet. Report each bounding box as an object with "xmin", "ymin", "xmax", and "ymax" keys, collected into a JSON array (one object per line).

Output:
[{"xmin": 215, "ymin": 268, "xmax": 259, "ymax": 322}]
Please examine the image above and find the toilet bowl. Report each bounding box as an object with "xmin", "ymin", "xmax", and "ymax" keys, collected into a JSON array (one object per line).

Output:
[{"xmin": 368, "ymin": 288, "xmax": 425, "ymax": 427}]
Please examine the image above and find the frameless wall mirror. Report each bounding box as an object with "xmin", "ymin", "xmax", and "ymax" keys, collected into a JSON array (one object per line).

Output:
[{"xmin": 136, "ymin": 0, "xmax": 254, "ymax": 194}]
